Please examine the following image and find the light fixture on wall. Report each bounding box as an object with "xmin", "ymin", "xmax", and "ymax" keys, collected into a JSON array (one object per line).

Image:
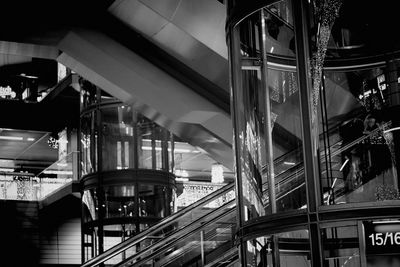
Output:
[{"xmin": 211, "ymin": 163, "xmax": 224, "ymax": 183}]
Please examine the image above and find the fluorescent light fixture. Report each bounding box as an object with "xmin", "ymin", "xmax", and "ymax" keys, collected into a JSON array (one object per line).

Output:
[
  {"xmin": 331, "ymin": 178, "xmax": 338, "ymax": 188},
  {"xmin": 0, "ymin": 168, "xmax": 14, "ymax": 172},
  {"xmin": 43, "ymin": 170, "xmax": 73, "ymax": 175},
  {"xmin": 339, "ymin": 159, "xmax": 349, "ymax": 172},
  {"xmin": 211, "ymin": 163, "xmax": 224, "ymax": 183},
  {"xmin": 26, "ymin": 137, "xmax": 35, "ymax": 141},
  {"xmin": 283, "ymin": 161, "xmax": 296, "ymax": 166},
  {"xmin": 141, "ymin": 146, "xmax": 199, "ymax": 153},
  {"xmin": 176, "ymin": 177, "xmax": 189, "ymax": 182},
  {"xmin": 0, "ymin": 136, "xmax": 23, "ymax": 141},
  {"xmin": 270, "ymin": 46, "xmax": 274, "ymax": 53},
  {"xmin": 56, "ymin": 163, "xmax": 68, "ymax": 167},
  {"xmin": 175, "ymin": 169, "xmax": 189, "ymax": 177}
]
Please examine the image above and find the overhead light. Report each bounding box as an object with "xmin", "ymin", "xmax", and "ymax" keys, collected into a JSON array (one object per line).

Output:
[
  {"xmin": 339, "ymin": 159, "xmax": 350, "ymax": 172},
  {"xmin": 176, "ymin": 177, "xmax": 189, "ymax": 182},
  {"xmin": 283, "ymin": 161, "xmax": 296, "ymax": 166},
  {"xmin": 0, "ymin": 168, "xmax": 15, "ymax": 172},
  {"xmin": 19, "ymin": 73, "xmax": 38, "ymax": 79},
  {"xmin": 175, "ymin": 169, "xmax": 189, "ymax": 177},
  {"xmin": 43, "ymin": 170, "xmax": 73, "ymax": 175},
  {"xmin": 0, "ymin": 136, "xmax": 23, "ymax": 141},
  {"xmin": 56, "ymin": 163, "xmax": 68, "ymax": 167},
  {"xmin": 26, "ymin": 137, "xmax": 35, "ymax": 142},
  {"xmin": 141, "ymin": 146, "xmax": 199, "ymax": 153},
  {"xmin": 211, "ymin": 163, "xmax": 224, "ymax": 183}
]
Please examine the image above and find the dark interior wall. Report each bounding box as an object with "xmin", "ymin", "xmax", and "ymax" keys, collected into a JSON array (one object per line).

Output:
[
  {"xmin": 0, "ymin": 200, "xmax": 41, "ymax": 267},
  {"xmin": 0, "ymin": 194, "xmax": 81, "ymax": 267}
]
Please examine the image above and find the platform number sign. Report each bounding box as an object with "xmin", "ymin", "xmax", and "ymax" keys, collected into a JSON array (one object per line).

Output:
[{"xmin": 363, "ymin": 220, "xmax": 400, "ymax": 256}]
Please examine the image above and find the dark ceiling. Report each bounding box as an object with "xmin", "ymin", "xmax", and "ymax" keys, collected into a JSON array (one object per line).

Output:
[{"xmin": 328, "ymin": 0, "xmax": 400, "ymax": 58}]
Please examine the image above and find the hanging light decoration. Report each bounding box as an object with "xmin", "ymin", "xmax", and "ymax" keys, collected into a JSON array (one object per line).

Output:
[
  {"xmin": 211, "ymin": 163, "xmax": 224, "ymax": 183},
  {"xmin": 47, "ymin": 136, "xmax": 59, "ymax": 149},
  {"xmin": 311, "ymin": 0, "xmax": 343, "ymax": 123}
]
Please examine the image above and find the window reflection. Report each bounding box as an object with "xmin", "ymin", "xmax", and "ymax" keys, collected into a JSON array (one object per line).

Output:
[{"xmin": 320, "ymin": 63, "xmax": 400, "ymax": 205}]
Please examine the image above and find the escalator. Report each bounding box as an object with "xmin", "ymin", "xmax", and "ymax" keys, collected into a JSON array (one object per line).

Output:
[
  {"xmin": 81, "ymin": 183, "xmax": 237, "ymax": 267},
  {"xmin": 81, "ymin": 121, "xmax": 376, "ymax": 267}
]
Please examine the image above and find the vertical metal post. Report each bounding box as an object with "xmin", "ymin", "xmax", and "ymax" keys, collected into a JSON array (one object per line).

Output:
[
  {"xmin": 292, "ymin": 0, "xmax": 323, "ymax": 266},
  {"xmin": 200, "ymin": 230, "xmax": 205, "ymax": 266},
  {"xmin": 151, "ymin": 125, "xmax": 157, "ymax": 169},
  {"xmin": 260, "ymin": 8, "xmax": 277, "ymax": 216},
  {"xmin": 161, "ymin": 129, "xmax": 169, "ymax": 171},
  {"xmin": 358, "ymin": 221, "xmax": 367, "ymax": 266},
  {"xmin": 170, "ymin": 133, "xmax": 175, "ymax": 172},
  {"xmin": 96, "ymin": 88, "xmax": 105, "ymax": 260},
  {"xmin": 227, "ymin": 24, "xmax": 248, "ymax": 266},
  {"xmin": 77, "ymin": 81, "xmax": 86, "ymax": 264},
  {"xmin": 260, "ymin": 8, "xmax": 280, "ymax": 267},
  {"xmin": 132, "ymin": 110, "xmax": 138, "ymax": 169}
]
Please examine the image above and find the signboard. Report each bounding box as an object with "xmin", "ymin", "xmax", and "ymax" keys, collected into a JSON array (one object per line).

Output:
[
  {"xmin": 363, "ymin": 220, "xmax": 400, "ymax": 256},
  {"xmin": 0, "ymin": 85, "xmax": 16, "ymax": 99},
  {"xmin": 176, "ymin": 182, "xmax": 233, "ymax": 208}
]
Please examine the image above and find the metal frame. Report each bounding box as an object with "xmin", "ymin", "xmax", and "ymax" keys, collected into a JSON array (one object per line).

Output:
[
  {"xmin": 79, "ymin": 89, "xmax": 177, "ymax": 262},
  {"xmin": 226, "ymin": 0, "xmax": 399, "ymax": 266}
]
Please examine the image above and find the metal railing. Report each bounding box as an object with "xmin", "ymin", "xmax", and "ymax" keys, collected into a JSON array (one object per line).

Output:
[{"xmin": 81, "ymin": 183, "xmax": 235, "ymax": 267}]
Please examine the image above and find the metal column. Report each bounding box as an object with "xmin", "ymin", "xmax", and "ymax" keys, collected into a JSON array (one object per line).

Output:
[{"xmin": 292, "ymin": 0, "xmax": 324, "ymax": 266}]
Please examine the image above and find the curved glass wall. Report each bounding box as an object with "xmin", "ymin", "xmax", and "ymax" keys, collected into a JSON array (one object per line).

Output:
[
  {"xmin": 79, "ymin": 81, "xmax": 176, "ymax": 262},
  {"xmin": 227, "ymin": 0, "xmax": 400, "ymax": 266}
]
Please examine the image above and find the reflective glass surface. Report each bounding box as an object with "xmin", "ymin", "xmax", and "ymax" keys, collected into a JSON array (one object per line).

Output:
[
  {"xmin": 322, "ymin": 224, "xmax": 361, "ymax": 267},
  {"xmin": 232, "ymin": 0, "xmax": 304, "ymax": 223},
  {"xmin": 319, "ymin": 63, "xmax": 400, "ymax": 205}
]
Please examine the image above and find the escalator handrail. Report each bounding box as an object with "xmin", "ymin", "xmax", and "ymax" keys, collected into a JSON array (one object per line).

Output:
[
  {"xmin": 278, "ymin": 121, "xmax": 387, "ymax": 184},
  {"xmin": 261, "ymin": 123, "xmax": 389, "ymax": 203},
  {"xmin": 81, "ymin": 183, "xmax": 235, "ymax": 267},
  {"xmin": 117, "ymin": 200, "xmax": 236, "ymax": 267},
  {"xmin": 204, "ymin": 247, "xmax": 239, "ymax": 267}
]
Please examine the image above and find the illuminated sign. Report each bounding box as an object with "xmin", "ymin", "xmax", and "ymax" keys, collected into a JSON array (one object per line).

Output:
[
  {"xmin": 57, "ymin": 62, "xmax": 67, "ymax": 82},
  {"xmin": 176, "ymin": 182, "xmax": 233, "ymax": 208},
  {"xmin": 0, "ymin": 86, "xmax": 16, "ymax": 98},
  {"xmin": 364, "ymin": 220, "xmax": 400, "ymax": 256},
  {"xmin": 377, "ymin": 74, "xmax": 386, "ymax": 91}
]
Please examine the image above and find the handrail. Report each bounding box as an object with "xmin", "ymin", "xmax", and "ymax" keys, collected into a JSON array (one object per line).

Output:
[
  {"xmin": 204, "ymin": 247, "xmax": 239, "ymax": 267},
  {"xmin": 117, "ymin": 200, "xmax": 236, "ymax": 267},
  {"xmin": 81, "ymin": 182, "xmax": 235, "ymax": 267},
  {"xmin": 262, "ymin": 123, "xmax": 389, "ymax": 201},
  {"xmin": 83, "ymin": 121, "xmax": 388, "ymax": 267}
]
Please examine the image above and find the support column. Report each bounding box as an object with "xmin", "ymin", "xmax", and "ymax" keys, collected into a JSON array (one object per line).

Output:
[
  {"xmin": 227, "ymin": 24, "xmax": 248, "ymax": 266},
  {"xmin": 292, "ymin": 0, "xmax": 323, "ymax": 266}
]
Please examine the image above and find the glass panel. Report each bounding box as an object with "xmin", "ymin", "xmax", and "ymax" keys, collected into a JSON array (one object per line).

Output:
[
  {"xmin": 263, "ymin": 1, "xmax": 295, "ymax": 57},
  {"xmin": 278, "ymin": 230, "xmax": 311, "ymax": 267},
  {"xmin": 134, "ymin": 201, "xmax": 236, "ymax": 267},
  {"xmin": 319, "ymin": 63, "xmax": 400, "ymax": 205},
  {"xmin": 81, "ymin": 112, "xmax": 96, "ymax": 175},
  {"xmin": 104, "ymin": 185, "xmax": 135, "ymax": 219},
  {"xmin": 138, "ymin": 184, "xmax": 168, "ymax": 218},
  {"xmin": 322, "ymin": 225, "xmax": 361, "ymax": 267},
  {"xmin": 233, "ymin": 0, "xmax": 304, "ymax": 222},
  {"xmin": 101, "ymin": 106, "xmax": 136, "ymax": 171},
  {"xmin": 80, "ymin": 79, "xmax": 98, "ymax": 109},
  {"xmin": 244, "ymin": 230, "xmax": 310, "ymax": 267},
  {"xmin": 267, "ymin": 67, "xmax": 306, "ymax": 212},
  {"xmin": 86, "ymin": 184, "xmax": 235, "ymax": 267},
  {"xmin": 82, "ymin": 189, "xmax": 99, "ymax": 223},
  {"xmin": 236, "ymin": 10, "xmax": 266, "ymax": 222}
]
